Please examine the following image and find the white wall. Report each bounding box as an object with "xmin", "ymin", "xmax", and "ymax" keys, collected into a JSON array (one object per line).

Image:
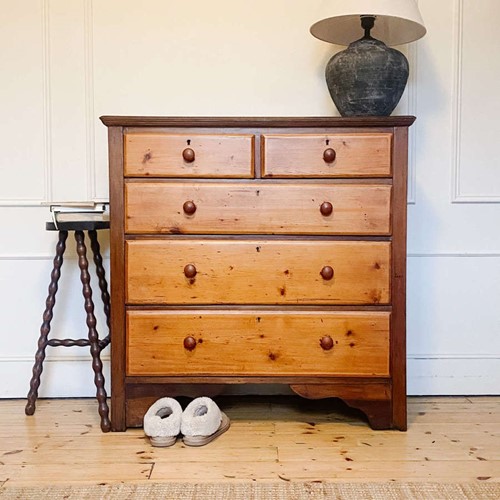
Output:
[{"xmin": 1, "ymin": 0, "xmax": 499, "ymax": 397}]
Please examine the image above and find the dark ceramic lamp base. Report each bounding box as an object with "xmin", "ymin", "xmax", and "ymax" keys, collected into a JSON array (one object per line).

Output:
[{"xmin": 325, "ymin": 16, "xmax": 409, "ymax": 117}]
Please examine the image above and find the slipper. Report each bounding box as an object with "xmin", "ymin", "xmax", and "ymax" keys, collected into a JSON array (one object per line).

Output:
[
  {"xmin": 143, "ymin": 397, "xmax": 182, "ymax": 447},
  {"xmin": 181, "ymin": 397, "xmax": 230, "ymax": 447}
]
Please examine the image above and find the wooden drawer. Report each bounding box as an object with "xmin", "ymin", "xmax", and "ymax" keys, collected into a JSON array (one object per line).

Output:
[
  {"xmin": 262, "ymin": 133, "xmax": 392, "ymax": 178},
  {"xmin": 126, "ymin": 310, "xmax": 390, "ymax": 376},
  {"xmin": 124, "ymin": 133, "xmax": 254, "ymax": 178},
  {"xmin": 126, "ymin": 239, "xmax": 390, "ymax": 305},
  {"xmin": 125, "ymin": 181, "xmax": 392, "ymax": 235}
]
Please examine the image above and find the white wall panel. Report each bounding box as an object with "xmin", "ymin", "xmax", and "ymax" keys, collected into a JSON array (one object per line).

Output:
[
  {"xmin": 0, "ymin": 1, "xmax": 47, "ymax": 203},
  {"xmin": 0, "ymin": 258, "xmax": 110, "ymax": 354},
  {"xmin": 407, "ymin": 254, "xmax": 500, "ymax": 394},
  {"xmin": 1, "ymin": 0, "xmax": 500, "ymax": 398},
  {"xmin": 407, "ymin": 253, "xmax": 500, "ymax": 357},
  {"xmin": 0, "ymin": 207, "xmax": 52, "ymax": 255},
  {"xmin": 48, "ymin": 0, "xmax": 93, "ymax": 202},
  {"xmin": 452, "ymin": 0, "xmax": 500, "ymax": 202}
]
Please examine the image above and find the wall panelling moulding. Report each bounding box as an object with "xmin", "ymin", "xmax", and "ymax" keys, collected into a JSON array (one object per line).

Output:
[{"xmin": 451, "ymin": 0, "xmax": 500, "ymax": 203}]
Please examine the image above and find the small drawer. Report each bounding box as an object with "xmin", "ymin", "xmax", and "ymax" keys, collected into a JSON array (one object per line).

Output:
[
  {"xmin": 126, "ymin": 310, "xmax": 390, "ymax": 376},
  {"xmin": 262, "ymin": 133, "xmax": 392, "ymax": 178},
  {"xmin": 126, "ymin": 239, "xmax": 390, "ymax": 305},
  {"xmin": 125, "ymin": 181, "xmax": 392, "ymax": 235},
  {"xmin": 124, "ymin": 133, "xmax": 254, "ymax": 178}
]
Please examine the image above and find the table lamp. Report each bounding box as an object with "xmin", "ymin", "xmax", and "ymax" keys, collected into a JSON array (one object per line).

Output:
[{"xmin": 310, "ymin": 0, "xmax": 426, "ymax": 116}]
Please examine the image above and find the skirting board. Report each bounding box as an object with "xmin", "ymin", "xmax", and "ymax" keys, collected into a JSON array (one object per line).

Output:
[
  {"xmin": 407, "ymin": 356, "xmax": 500, "ymax": 395},
  {"xmin": 1, "ymin": 356, "xmax": 498, "ymax": 398}
]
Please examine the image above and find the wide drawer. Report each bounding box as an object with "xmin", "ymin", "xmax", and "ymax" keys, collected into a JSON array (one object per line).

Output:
[
  {"xmin": 125, "ymin": 182, "xmax": 392, "ymax": 235},
  {"xmin": 126, "ymin": 310, "xmax": 390, "ymax": 376},
  {"xmin": 124, "ymin": 133, "xmax": 254, "ymax": 178},
  {"xmin": 262, "ymin": 133, "xmax": 392, "ymax": 178},
  {"xmin": 126, "ymin": 240, "xmax": 390, "ymax": 305}
]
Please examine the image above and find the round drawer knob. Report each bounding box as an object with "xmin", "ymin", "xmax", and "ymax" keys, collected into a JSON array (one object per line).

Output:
[
  {"xmin": 320, "ymin": 201, "xmax": 333, "ymax": 216},
  {"xmin": 183, "ymin": 336, "xmax": 197, "ymax": 351},
  {"xmin": 183, "ymin": 200, "xmax": 197, "ymax": 215},
  {"xmin": 323, "ymin": 148, "xmax": 336, "ymax": 163},
  {"xmin": 320, "ymin": 335, "xmax": 334, "ymax": 351},
  {"xmin": 182, "ymin": 147, "xmax": 195, "ymax": 163},
  {"xmin": 320, "ymin": 266, "xmax": 334, "ymax": 281},
  {"xmin": 184, "ymin": 264, "xmax": 197, "ymax": 278}
]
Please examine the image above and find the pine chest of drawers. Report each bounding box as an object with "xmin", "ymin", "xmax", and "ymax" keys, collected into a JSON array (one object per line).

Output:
[{"xmin": 101, "ymin": 116, "xmax": 415, "ymax": 431}]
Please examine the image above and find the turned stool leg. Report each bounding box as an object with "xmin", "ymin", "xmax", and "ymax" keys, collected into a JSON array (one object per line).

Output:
[
  {"xmin": 88, "ymin": 229, "xmax": 111, "ymax": 350},
  {"xmin": 26, "ymin": 230, "xmax": 68, "ymax": 415},
  {"xmin": 75, "ymin": 230, "xmax": 111, "ymax": 432}
]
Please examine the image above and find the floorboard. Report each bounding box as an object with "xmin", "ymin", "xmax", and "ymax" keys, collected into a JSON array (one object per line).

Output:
[{"xmin": 0, "ymin": 396, "xmax": 499, "ymax": 486}]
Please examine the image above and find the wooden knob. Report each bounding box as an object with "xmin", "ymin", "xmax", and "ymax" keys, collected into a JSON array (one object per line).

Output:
[
  {"xmin": 183, "ymin": 336, "xmax": 197, "ymax": 351},
  {"xmin": 184, "ymin": 264, "xmax": 197, "ymax": 278},
  {"xmin": 320, "ymin": 335, "xmax": 334, "ymax": 351},
  {"xmin": 320, "ymin": 202, "xmax": 333, "ymax": 216},
  {"xmin": 182, "ymin": 147, "xmax": 195, "ymax": 163},
  {"xmin": 183, "ymin": 200, "xmax": 197, "ymax": 215},
  {"xmin": 320, "ymin": 266, "xmax": 334, "ymax": 281},
  {"xmin": 323, "ymin": 148, "xmax": 336, "ymax": 163}
]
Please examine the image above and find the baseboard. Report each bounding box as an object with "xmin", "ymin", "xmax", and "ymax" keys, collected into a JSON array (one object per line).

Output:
[
  {"xmin": 407, "ymin": 356, "xmax": 500, "ymax": 395},
  {"xmin": 1, "ymin": 355, "xmax": 498, "ymax": 398}
]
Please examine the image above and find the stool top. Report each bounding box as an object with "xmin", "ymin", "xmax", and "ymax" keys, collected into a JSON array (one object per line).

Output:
[{"xmin": 46, "ymin": 220, "xmax": 110, "ymax": 231}]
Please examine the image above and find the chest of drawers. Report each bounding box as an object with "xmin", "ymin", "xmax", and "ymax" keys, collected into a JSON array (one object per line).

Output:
[{"xmin": 101, "ymin": 116, "xmax": 415, "ymax": 431}]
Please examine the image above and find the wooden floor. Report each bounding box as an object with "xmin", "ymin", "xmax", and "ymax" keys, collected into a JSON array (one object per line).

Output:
[{"xmin": 0, "ymin": 396, "xmax": 499, "ymax": 487}]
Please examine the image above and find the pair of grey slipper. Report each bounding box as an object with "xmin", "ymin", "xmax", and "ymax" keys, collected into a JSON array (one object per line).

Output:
[{"xmin": 143, "ymin": 396, "xmax": 230, "ymax": 447}]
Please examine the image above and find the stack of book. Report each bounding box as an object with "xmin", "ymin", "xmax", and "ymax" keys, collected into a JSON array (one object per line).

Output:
[{"xmin": 47, "ymin": 202, "xmax": 109, "ymax": 228}]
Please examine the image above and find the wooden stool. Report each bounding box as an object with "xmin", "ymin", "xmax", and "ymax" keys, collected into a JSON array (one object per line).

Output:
[{"xmin": 25, "ymin": 219, "xmax": 111, "ymax": 432}]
